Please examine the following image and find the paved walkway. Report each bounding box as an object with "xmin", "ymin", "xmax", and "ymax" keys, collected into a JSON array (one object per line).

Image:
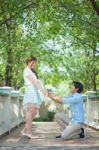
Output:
[{"xmin": 0, "ymin": 122, "xmax": 99, "ymax": 150}]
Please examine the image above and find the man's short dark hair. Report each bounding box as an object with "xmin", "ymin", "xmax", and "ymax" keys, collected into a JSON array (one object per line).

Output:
[{"xmin": 72, "ymin": 81, "xmax": 83, "ymax": 93}]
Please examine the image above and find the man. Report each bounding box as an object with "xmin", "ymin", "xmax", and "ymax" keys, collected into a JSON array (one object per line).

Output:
[{"xmin": 48, "ymin": 81, "xmax": 85, "ymax": 140}]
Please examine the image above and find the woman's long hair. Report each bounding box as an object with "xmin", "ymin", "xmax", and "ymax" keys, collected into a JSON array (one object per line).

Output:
[
  {"xmin": 32, "ymin": 69, "xmax": 39, "ymax": 79},
  {"xmin": 26, "ymin": 56, "xmax": 37, "ymax": 64},
  {"xmin": 26, "ymin": 56, "xmax": 39, "ymax": 79}
]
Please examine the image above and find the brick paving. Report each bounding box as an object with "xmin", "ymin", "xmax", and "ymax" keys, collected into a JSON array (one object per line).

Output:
[{"xmin": 0, "ymin": 122, "xmax": 99, "ymax": 150}]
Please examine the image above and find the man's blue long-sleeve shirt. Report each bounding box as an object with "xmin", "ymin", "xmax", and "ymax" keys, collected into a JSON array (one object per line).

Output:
[{"xmin": 62, "ymin": 92, "xmax": 84, "ymax": 124}]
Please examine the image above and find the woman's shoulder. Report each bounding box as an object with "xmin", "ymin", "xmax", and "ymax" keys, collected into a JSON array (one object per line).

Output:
[
  {"xmin": 23, "ymin": 66, "xmax": 31, "ymax": 75},
  {"xmin": 24, "ymin": 66, "xmax": 30, "ymax": 71}
]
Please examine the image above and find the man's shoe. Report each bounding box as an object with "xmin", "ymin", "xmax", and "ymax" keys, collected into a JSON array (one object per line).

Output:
[
  {"xmin": 56, "ymin": 135, "xmax": 61, "ymax": 138},
  {"xmin": 79, "ymin": 128, "xmax": 85, "ymax": 138}
]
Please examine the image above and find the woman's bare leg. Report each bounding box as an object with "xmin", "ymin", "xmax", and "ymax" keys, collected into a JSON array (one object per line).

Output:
[{"xmin": 23, "ymin": 106, "xmax": 38, "ymax": 134}]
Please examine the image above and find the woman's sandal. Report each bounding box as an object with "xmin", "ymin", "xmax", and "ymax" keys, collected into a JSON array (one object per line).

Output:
[
  {"xmin": 26, "ymin": 134, "xmax": 38, "ymax": 139},
  {"xmin": 21, "ymin": 130, "xmax": 27, "ymax": 136}
]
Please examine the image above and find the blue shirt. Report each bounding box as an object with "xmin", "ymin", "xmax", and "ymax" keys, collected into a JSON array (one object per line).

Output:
[{"xmin": 62, "ymin": 92, "xmax": 84, "ymax": 124}]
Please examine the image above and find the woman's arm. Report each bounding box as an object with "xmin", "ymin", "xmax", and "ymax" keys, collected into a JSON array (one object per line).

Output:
[{"xmin": 26, "ymin": 75, "xmax": 47, "ymax": 95}]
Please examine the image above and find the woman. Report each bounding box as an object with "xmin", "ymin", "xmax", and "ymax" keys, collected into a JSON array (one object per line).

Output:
[{"xmin": 21, "ymin": 56, "xmax": 48, "ymax": 139}]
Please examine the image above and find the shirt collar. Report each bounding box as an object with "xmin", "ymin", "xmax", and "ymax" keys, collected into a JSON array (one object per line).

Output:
[{"xmin": 72, "ymin": 92, "xmax": 79, "ymax": 96}]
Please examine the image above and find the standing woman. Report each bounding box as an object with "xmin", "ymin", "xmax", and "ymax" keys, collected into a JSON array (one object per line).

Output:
[{"xmin": 21, "ymin": 56, "xmax": 47, "ymax": 138}]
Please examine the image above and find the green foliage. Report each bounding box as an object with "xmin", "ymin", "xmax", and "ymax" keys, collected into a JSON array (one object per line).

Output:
[
  {"xmin": 0, "ymin": 0, "xmax": 99, "ymax": 91},
  {"xmin": 34, "ymin": 111, "xmax": 55, "ymax": 122}
]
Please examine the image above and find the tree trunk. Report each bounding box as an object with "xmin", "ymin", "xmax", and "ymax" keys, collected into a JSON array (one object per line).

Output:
[
  {"xmin": 5, "ymin": 21, "xmax": 13, "ymax": 86},
  {"xmin": 92, "ymin": 68, "xmax": 96, "ymax": 91},
  {"xmin": 92, "ymin": 48, "xmax": 97, "ymax": 91},
  {"xmin": 5, "ymin": 49, "xmax": 13, "ymax": 86},
  {"xmin": 1, "ymin": 2, "xmax": 13, "ymax": 86},
  {"xmin": 90, "ymin": 0, "xmax": 99, "ymax": 16}
]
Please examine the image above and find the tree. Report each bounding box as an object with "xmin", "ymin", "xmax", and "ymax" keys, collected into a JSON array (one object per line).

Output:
[{"xmin": 0, "ymin": 0, "xmax": 99, "ymax": 91}]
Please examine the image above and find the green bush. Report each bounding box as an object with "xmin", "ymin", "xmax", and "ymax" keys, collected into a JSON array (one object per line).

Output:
[
  {"xmin": 33, "ymin": 111, "xmax": 56, "ymax": 122},
  {"xmin": 48, "ymin": 111, "xmax": 55, "ymax": 121}
]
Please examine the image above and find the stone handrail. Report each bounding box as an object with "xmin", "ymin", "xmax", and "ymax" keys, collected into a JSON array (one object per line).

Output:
[
  {"xmin": 0, "ymin": 87, "xmax": 99, "ymax": 136},
  {"xmin": 83, "ymin": 91, "xmax": 99, "ymax": 130},
  {"xmin": 0, "ymin": 87, "xmax": 24, "ymax": 136}
]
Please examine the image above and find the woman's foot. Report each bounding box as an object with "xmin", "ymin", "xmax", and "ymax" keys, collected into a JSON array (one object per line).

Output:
[
  {"xmin": 21, "ymin": 129, "xmax": 35, "ymax": 139},
  {"xmin": 21, "ymin": 130, "xmax": 27, "ymax": 136},
  {"xmin": 21, "ymin": 127, "xmax": 28, "ymax": 136},
  {"xmin": 25, "ymin": 133, "xmax": 34, "ymax": 139},
  {"xmin": 21, "ymin": 131, "xmax": 34, "ymax": 139}
]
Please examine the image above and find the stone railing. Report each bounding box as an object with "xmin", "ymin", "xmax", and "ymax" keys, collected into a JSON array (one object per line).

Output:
[
  {"xmin": 83, "ymin": 91, "xmax": 99, "ymax": 130},
  {"xmin": 0, "ymin": 87, "xmax": 24, "ymax": 136},
  {"xmin": 0, "ymin": 87, "xmax": 99, "ymax": 136}
]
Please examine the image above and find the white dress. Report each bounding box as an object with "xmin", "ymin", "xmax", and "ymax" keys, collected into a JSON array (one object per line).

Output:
[{"xmin": 23, "ymin": 66, "xmax": 42, "ymax": 109}]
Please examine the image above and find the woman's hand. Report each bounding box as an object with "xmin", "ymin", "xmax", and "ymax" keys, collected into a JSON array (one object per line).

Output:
[
  {"xmin": 48, "ymin": 93, "xmax": 54, "ymax": 99},
  {"xmin": 43, "ymin": 90, "xmax": 48, "ymax": 97}
]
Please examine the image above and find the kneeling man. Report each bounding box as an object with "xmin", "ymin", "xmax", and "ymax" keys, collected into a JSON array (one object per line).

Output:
[{"xmin": 48, "ymin": 81, "xmax": 85, "ymax": 140}]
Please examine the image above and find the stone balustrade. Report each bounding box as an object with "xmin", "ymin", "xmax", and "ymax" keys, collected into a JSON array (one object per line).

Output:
[
  {"xmin": 83, "ymin": 91, "xmax": 99, "ymax": 130},
  {"xmin": 0, "ymin": 87, "xmax": 99, "ymax": 136},
  {"xmin": 0, "ymin": 87, "xmax": 24, "ymax": 136}
]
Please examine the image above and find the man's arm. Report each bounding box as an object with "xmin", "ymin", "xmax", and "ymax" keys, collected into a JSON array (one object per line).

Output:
[
  {"xmin": 48, "ymin": 93, "xmax": 63, "ymax": 104},
  {"xmin": 48, "ymin": 93, "xmax": 81, "ymax": 105},
  {"xmin": 62, "ymin": 96, "xmax": 81, "ymax": 104}
]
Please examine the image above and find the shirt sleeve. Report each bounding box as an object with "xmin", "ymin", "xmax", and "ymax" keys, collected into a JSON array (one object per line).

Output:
[
  {"xmin": 62, "ymin": 95, "xmax": 81, "ymax": 105},
  {"xmin": 24, "ymin": 68, "xmax": 31, "ymax": 77},
  {"xmin": 32, "ymin": 72, "xmax": 38, "ymax": 81}
]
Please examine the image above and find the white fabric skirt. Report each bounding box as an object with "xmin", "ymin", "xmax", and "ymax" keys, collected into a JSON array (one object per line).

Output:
[{"xmin": 23, "ymin": 85, "xmax": 42, "ymax": 109}]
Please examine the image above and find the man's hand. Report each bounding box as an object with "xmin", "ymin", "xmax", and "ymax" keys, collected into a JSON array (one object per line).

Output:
[{"xmin": 48, "ymin": 93, "xmax": 63, "ymax": 104}]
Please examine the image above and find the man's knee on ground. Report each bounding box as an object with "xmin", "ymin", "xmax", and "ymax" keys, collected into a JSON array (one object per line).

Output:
[
  {"xmin": 61, "ymin": 128, "xmax": 81, "ymax": 140},
  {"xmin": 61, "ymin": 132, "xmax": 70, "ymax": 140}
]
